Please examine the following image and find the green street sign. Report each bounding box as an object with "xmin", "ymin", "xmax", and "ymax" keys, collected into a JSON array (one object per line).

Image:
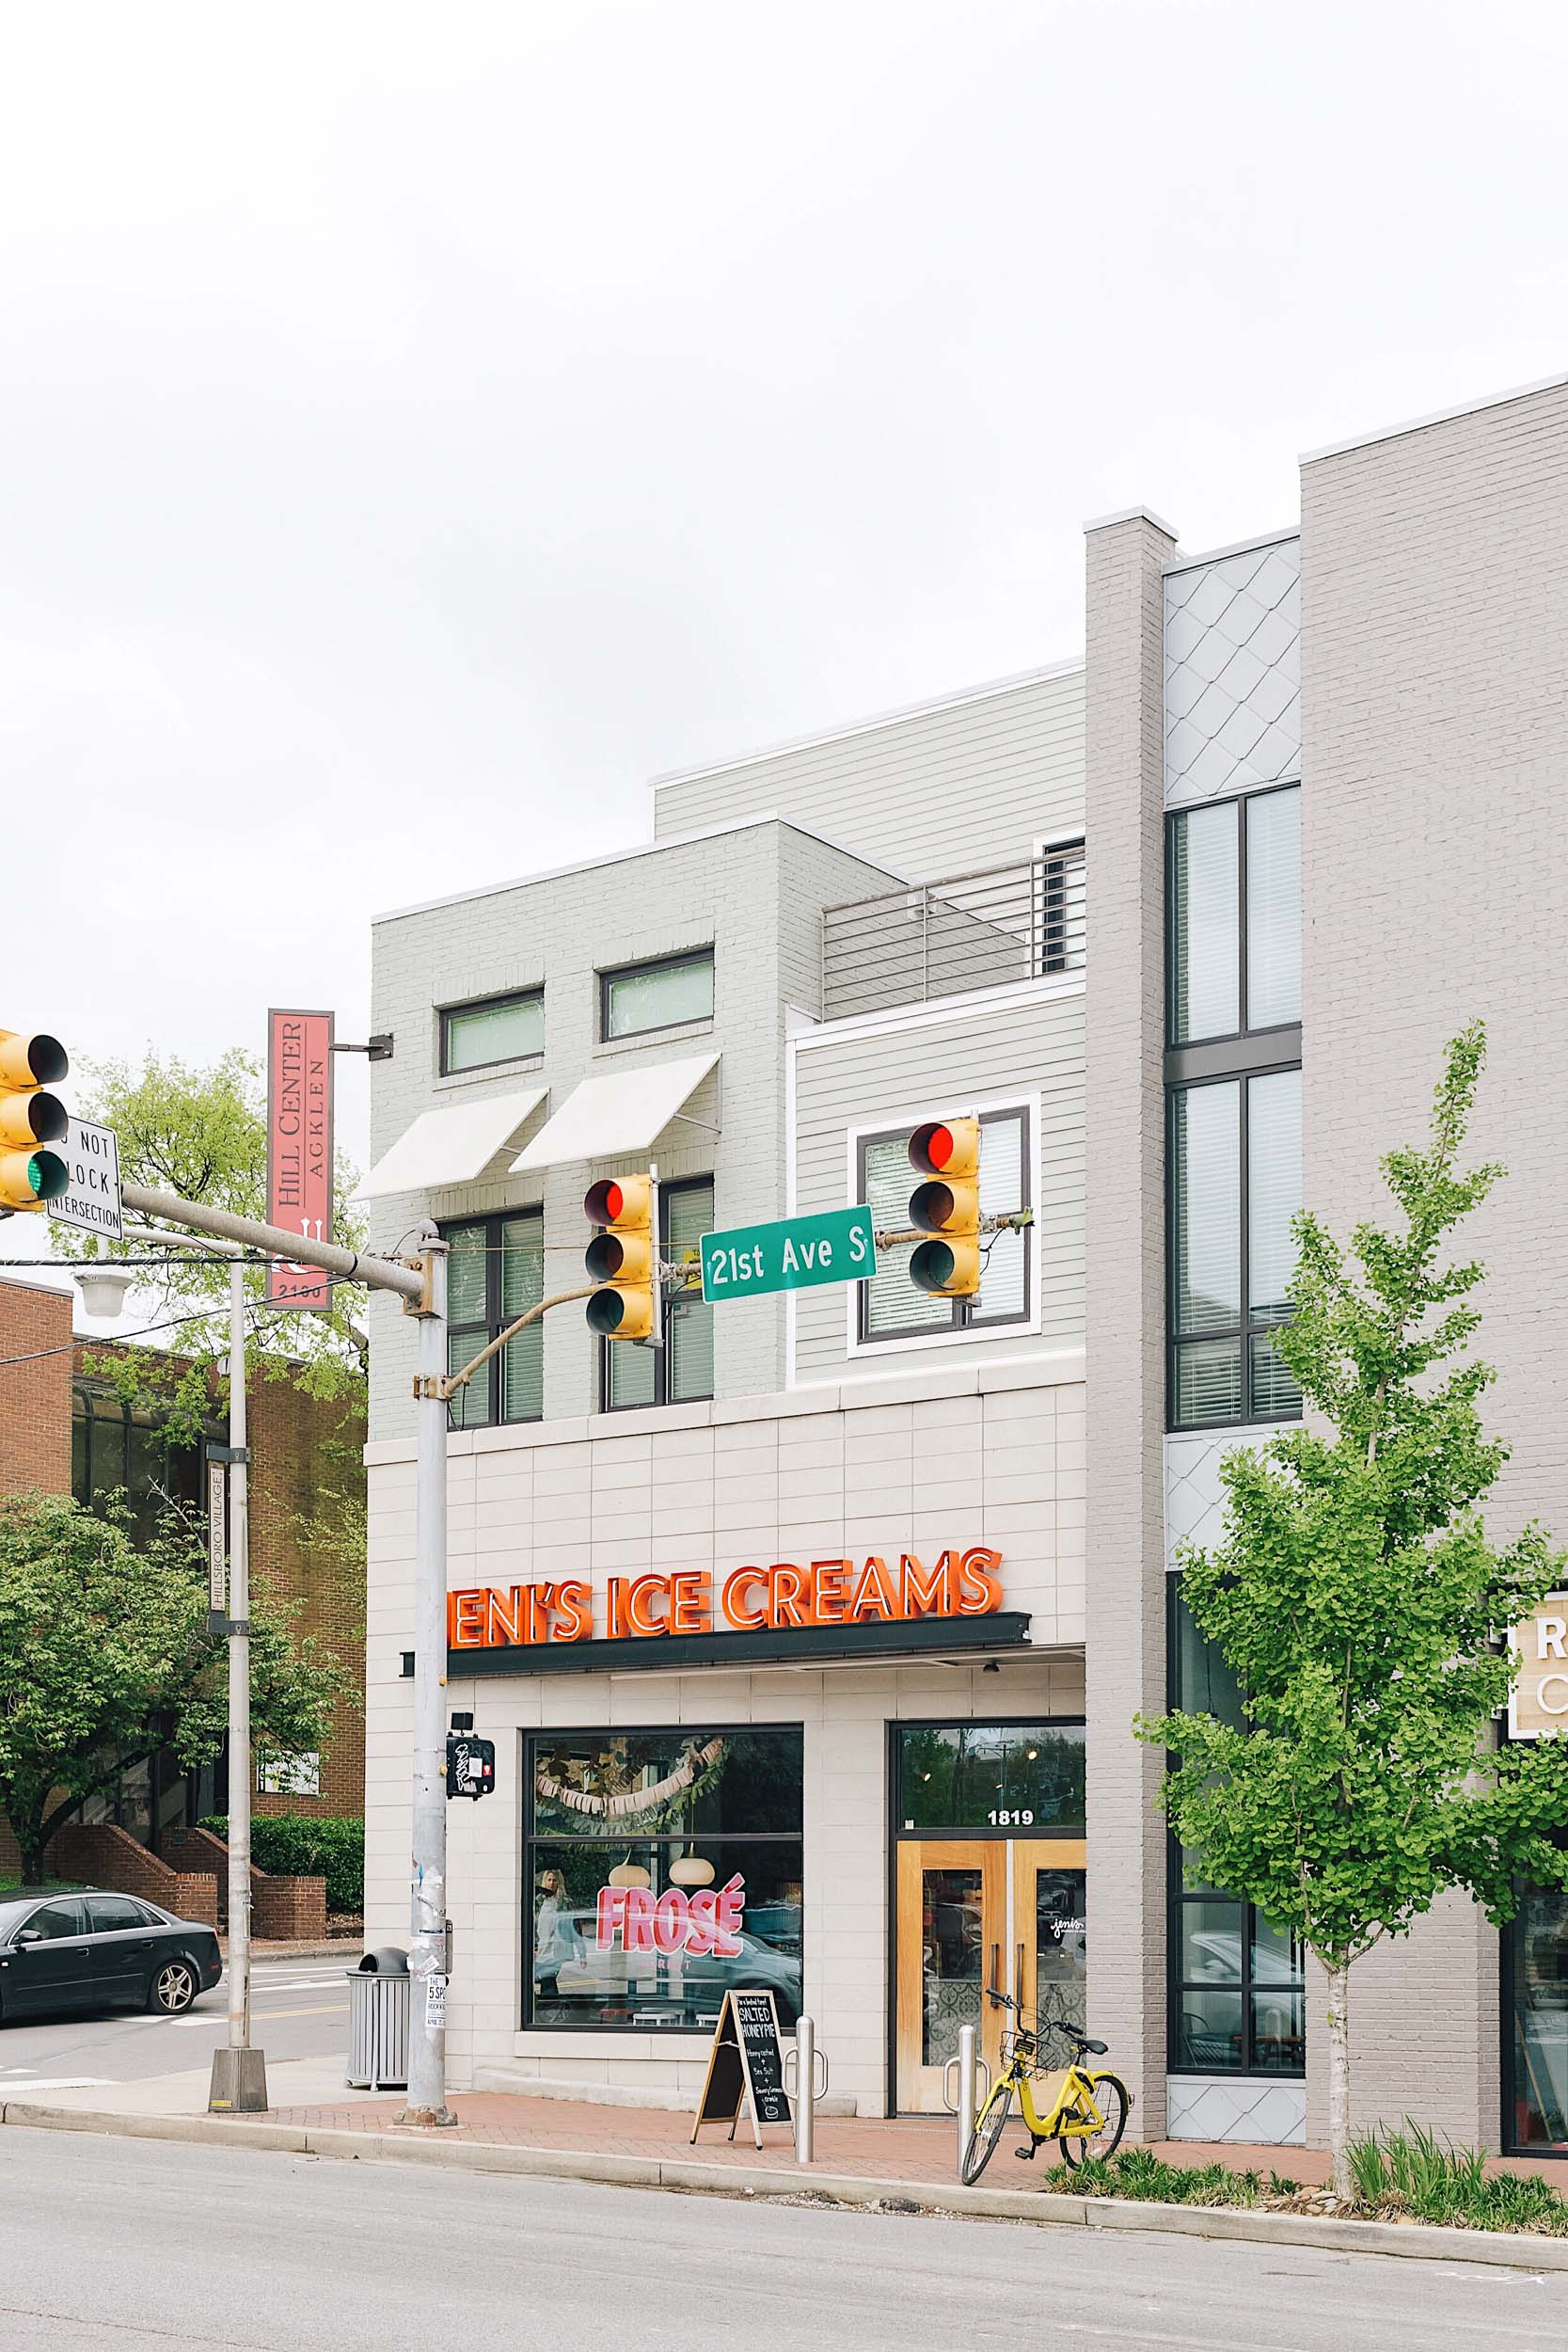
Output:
[{"xmin": 700, "ymin": 1205, "xmax": 876, "ymax": 1302}]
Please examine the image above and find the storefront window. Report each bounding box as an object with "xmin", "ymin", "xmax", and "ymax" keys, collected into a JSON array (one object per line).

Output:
[
  {"xmin": 895, "ymin": 1724, "xmax": 1085, "ymax": 1832},
  {"xmin": 524, "ymin": 1729, "xmax": 801, "ymax": 2031},
  {"xmin": 1509, "ymin": 1881, "xmax": 1568, "ymax": 2152}
]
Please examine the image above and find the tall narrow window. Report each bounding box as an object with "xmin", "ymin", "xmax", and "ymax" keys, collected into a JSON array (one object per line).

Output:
[
  {"xmin": 603, "ymin": 1177, "xmax": 715, "ymax": 1411},
  {"xmin": 1169, "ymin": 1069, "xmax": 1302, "ymax": 1429},
  {"xmin": 1168, "ymin": 786, "xmax": 1299, "ymax": 1042},
  {"xmin": 441, "ymin": 1213, "xmax": 545, "ymax": 1429}
]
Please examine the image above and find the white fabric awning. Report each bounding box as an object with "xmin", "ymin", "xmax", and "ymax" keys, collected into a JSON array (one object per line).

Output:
[
  {"xmin": 356, "ymin": 1088, "xmax": 548, "ymax": 1198},
  {"xmin": 510, "ymin": 1052, "xmax": 719, "ymax": 1172}
]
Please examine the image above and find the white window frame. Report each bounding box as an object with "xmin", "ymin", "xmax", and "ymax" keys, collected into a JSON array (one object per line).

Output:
[{"xmin": 842, "ymin": 1089, "xmax": 1042, "ymax": 1359}]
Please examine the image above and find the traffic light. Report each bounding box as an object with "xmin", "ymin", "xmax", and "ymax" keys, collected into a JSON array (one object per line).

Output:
[
  {"xmin": 0, "ymin": 1030, "xmax": 69, "ymax": 1214},
  {"xmin": 446, "ymin": 1732, "xmax": 496, "ymax": 1801},
  {"xmin": 907, "ymin": 1116, "xmax": 982, "ymax": 1297},
  {"xmin": 584, "ymin": 1173, "xmax": 659, "ymax": 1343}
]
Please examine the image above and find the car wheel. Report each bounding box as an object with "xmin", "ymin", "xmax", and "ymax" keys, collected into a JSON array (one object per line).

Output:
[{"xmin": 149, "ymin": 1959, "xmax": 198, "ymax": 2016}]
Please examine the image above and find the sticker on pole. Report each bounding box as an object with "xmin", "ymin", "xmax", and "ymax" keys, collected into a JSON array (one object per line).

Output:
[
  {"xmin": 424, "ymin": 1971, "xmax": 448, "ymax": 2029},
  {"xmin": 51, "ymin": 1118, "xmax": 123, "ymax": 1241}
]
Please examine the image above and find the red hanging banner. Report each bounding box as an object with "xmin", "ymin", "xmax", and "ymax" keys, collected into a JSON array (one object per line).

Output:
[{"xmin": 265, "ymin": 1008, "xmax": 335, "ymax": 1310}]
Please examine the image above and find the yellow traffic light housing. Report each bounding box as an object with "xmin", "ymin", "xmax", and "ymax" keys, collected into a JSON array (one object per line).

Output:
[
  {"xmin": 0, "ymin": 1030, "xmax": 69, "ymax": 1213},
  {"xmin": 584, "ymin": 1173, "xmax": 659, "ymax": 1343},
  {"xmin": 907, "ymin": 1116, "xmax": 982, "ymax": 1297}
]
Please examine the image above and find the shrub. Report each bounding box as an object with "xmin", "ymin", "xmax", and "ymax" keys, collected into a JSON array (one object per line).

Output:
[
  {"xmin": 201, "ymin": 1813, "xmax": 363, "ymax": 1913},
  {"xmin": 1347, "ymin": 2122, "xmax": 1568, "ymax": 2235}
]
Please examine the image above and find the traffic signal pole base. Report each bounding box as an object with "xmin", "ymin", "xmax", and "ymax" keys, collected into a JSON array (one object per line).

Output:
[{"xmin": 208, "ymin": 2045, "xmax": 269, "ymax": 2114}]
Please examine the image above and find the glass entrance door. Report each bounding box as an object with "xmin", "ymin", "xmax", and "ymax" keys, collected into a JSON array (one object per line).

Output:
[{"xmin": 895, "ymin": 1837, "xmax": 1087, "ymax": 2114}]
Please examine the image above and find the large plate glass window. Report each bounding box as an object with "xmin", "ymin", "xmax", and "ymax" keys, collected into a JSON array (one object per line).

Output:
[
  {"xmin": 858, "ymin": 1107, "xmax": 1031, "ymax": 1344},
  {"xmin": 1507, "ymin": 1868, "xmax": 1568, "ymax": 2153},
  {"xmin": 524, "ymin": 1727, "xmax": 802, "ymax": 2032},
  {"xmin": 1168, "ymin": 787, "xmax": 1299, "ymax": 1045},
  {"xmin": 440, "ymin": 989, "xmax": 544, "ymax": 1075},
  {"xmin": 440, "ymin": 1213, "xmax": 545, "ymax": 1429},
  {"xmin": 1170, "ymin": 1067, "xmax": 1301, "ymax": 1428},
  {"xmin": 602, "ymin": 1176, "xmax": 715, "ymax": 1411},
  {"xmin": 600, "ymin": 949, "xmax": 714, "ymax": 1042},
  {"xmin": 71, "ymin": 1385, "xmax": 205, "ymax": 1545},
  {"xmin": 895, "ymin": 1724, "xmax": 1085, "ymax": 1832},
  {"xmin": 1167, "ymin": 1586, "xmax": 1305, "ymax": 2076}
]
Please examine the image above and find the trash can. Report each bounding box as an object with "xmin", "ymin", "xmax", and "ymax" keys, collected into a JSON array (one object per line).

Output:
[{"xmin": 346, "ymin": 1947, "xmax": 410, "ymax": 2090}]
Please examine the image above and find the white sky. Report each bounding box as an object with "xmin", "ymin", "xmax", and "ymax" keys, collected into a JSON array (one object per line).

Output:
[{"xmin": 4, "ymin": 0, "xmax": 1566, "ymax": 1322}]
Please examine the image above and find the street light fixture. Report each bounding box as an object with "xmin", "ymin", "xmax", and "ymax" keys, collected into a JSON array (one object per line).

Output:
[{"xmin": 74, "ymin": 1229, "xmax": 266, "ymax": 2113}]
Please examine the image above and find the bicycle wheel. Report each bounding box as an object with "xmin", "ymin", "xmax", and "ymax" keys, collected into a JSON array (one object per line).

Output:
[
  {"xmin": 960, "ymin": 2078, "xmax": 1014, "ymax": 2185},
  {"xmin": 1058, "ymin": 2072, "xmax": 1129, "ymax": 2167}
]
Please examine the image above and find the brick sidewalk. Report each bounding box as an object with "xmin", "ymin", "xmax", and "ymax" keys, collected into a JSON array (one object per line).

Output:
[{"xmin": 257, "ymin": 2090, "xmax": 1341, "ymax": 2188}]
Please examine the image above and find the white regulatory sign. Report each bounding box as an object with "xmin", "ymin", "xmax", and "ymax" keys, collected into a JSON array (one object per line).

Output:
[{"xmin": 52, "ymin": 1118, "xmax": 123, "ymax": 1242}]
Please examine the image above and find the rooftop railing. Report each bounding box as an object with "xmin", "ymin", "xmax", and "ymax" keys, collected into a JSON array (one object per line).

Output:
[{"xmin": 820, "ymin": 841, "xmax": 1085, "ymax": 1024}]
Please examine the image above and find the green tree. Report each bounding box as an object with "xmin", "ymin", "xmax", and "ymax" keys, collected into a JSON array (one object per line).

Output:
[
  {"xmin": 0, "ymin": 1492, "xmax": 349, "ymax": 1885},
  {"xmin": 1138, "ymin": 1026, "xmax": 1568, "ymax": 2199},
  {"xmin": 55, "ymin": 1048, "xmax": 367, "ymax": 1441}
]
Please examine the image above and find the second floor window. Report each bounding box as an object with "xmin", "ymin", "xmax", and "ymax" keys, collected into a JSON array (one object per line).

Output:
[
  {"xmin": 600, "ymin": 949, "xmax": 714, "ymax": 1041},
  {"xmin": 603, "ymin": 1177, "xmax": 715, "ymax": 1411},
  {"xmin": 71, "ymin": 1387, "xmax": 204, "ymax": 1544},
  {"xmin": 440, "ymin": 989, "xmax": 544, "ymax": 1075},
  {"xmin": 857, "ymin": 1108, "xmax": 1031, "ymax": 1344},
  {"xmin": 444, "ymin": 1213, "xmax": 545, "ymax": 1429}
]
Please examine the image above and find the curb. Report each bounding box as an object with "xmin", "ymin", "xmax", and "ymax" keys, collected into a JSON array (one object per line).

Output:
[{"xmin": 3, "ymin": 2101, "xmax": 1565, "ymax": 2272}]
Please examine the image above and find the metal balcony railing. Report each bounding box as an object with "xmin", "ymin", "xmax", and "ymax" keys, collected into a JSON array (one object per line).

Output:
[{"xmin": 820, "ymin": 841, "xmax": 1085, "ymax": 1023}]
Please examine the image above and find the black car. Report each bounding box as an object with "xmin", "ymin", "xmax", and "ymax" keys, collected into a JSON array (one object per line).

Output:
[{"xmin": 0, "ymin": 1885, "xmax": 223, "ymax": 2022}]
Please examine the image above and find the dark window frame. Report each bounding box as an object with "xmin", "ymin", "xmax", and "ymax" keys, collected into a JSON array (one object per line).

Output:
[
  {"xmin": 438, "ymin": 1209, "xmax": 546, "ymax": 1430},
  {"xmin": 1166, "ymin": 1061, "xmax": 1303, "ymax": 1433},
  {"xmin": 597, "ymin": 946, "xmax": 715, "ymax": 1043},
  {"xmin": 1165, "ymin": 782, "xmax": 1300, "ymax": 1052},
  {"xmin": 71, "ymin": 1382, "xmax": 209, "ymax": 1538},
  {"xmin": 438, "ymin": 987, "xmax": 545, "ymax": 1078},
  {"xmin": 888, "ymin": 1717, "xmax": 1086, "ymax": 1840},
  {"xmin": 520, "ymin": 1722, "xmax": 803, "ymax": 2035},
  {"xmin": 855, "ymin": 1107, "xmax": 1033, "ymax": 1347},
  {"xmin": 1164, "ymin": 1581, "xmax": 1306, "ymax": 2079},
  {"xmin": 598, "ymin": 1174, "xmax": 715, "ymax": 1413}
]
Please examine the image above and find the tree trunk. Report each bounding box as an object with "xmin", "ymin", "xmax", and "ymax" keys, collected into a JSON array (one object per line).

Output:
[
  {"xmin": 17, "ymin": 1819, "xmax": 47, "ymax": 1886},
  {"xmin": 1325, "ymin": 1962, "xmax": 1353, "ymax": 2201}
]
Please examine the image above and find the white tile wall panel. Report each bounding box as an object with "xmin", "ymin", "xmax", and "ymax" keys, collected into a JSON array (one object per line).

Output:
[{"xmin": 1164, "ymin": 538, "xmax": 1300, "ymax": 808}]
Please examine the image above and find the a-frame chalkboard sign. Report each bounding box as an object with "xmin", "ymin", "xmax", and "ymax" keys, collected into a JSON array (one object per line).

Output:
[{"xmin": 689, "ymin": 1988, "xmax": 793, "ymax": 2149}]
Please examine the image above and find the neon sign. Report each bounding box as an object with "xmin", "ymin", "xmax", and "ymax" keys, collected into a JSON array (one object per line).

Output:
[{"xmin": 595, "ymin": 1873, "xmax": 746, "ymax": 1958}]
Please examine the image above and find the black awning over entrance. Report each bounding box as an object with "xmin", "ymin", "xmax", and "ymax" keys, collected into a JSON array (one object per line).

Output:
[{"xmin": 439, "ymin": 1611, "xmax": 1032, "ymax": 1679}]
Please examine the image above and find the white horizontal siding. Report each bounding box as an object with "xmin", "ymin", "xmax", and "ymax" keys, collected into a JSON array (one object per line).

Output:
[
  {"xmin": 790, "ymin": 988, "xmax": 1085, "ymax": 1383},
  {"xmin": 655, "ymin": 669, "xmax": 1085, "ymax": 882}
]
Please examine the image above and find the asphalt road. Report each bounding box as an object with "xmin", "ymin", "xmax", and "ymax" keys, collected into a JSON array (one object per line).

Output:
[
  {"xmin": 0, "ymin": 2128, "xmax": 1561, "ymax": 2352},
  {"xmin": 0, "ymin": 1956, "xmax": 348, "ymax": 2093}
]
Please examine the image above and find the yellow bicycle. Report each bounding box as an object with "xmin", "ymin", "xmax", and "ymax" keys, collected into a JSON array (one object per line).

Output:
[{"xmin": 959, "ymin": 1987, "xmax": 1131, "ymax": 2185}]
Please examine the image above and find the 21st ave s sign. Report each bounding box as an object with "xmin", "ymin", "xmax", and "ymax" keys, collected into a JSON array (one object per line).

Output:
[{"xmin": 700, "ymin": 1204, "xmax": 874, "ymax": 1301}]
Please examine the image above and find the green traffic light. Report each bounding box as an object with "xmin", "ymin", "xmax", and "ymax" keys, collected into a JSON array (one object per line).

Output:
[
  {"xmin": 909, "ymin": 1239, "xmax": 957, "ymax": 1295},
  {"xmin": 28, "ymin": 1149, "xmax": 68, "ymax": 1202}
]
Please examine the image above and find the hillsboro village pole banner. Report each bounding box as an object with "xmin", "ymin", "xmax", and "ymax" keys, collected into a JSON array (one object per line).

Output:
[
  {"xmin": 265, "ymin": 1008, "xmax": 335, "ymax": 1309},
  {"xmin": 447, "ymin": 1546, "xmax": 1005, "ymax": 1652}
]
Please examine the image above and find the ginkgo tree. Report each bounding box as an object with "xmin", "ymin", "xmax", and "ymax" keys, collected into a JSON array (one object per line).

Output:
[{"xmin": 1139, "ymin": 1025, "xmax": 1568, "ymax": 2199}]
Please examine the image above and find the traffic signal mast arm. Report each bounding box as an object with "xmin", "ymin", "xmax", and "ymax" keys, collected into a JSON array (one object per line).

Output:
[
  {"xmin": 426, "ymin": 1283, "xmax": 602, "ymax": 1403},
  {"xmin": 874, "ymin": 1207, "xmax": 1034, "ymax": 1249}
]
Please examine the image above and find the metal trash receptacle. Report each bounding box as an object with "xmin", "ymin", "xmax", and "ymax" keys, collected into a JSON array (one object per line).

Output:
[{"xmin": 346, "ymin": 1947, "xmax": 410, "ymax": 2090}]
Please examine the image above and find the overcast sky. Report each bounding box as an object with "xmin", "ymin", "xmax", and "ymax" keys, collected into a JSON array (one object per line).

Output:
[{"xmin": 5, "ymin": 0, "xmax": 1565, "ymax": 1313}]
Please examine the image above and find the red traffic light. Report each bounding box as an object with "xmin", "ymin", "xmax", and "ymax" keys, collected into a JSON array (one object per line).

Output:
[{"xmin": 585, "ymin": 1177, "xmax": 626, "ymax": 1225}]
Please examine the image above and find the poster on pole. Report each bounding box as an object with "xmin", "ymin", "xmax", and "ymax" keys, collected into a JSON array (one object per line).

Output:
[{"xmin": 265, "ymin": 1009, "xmax": 335, "ymax": 1309}]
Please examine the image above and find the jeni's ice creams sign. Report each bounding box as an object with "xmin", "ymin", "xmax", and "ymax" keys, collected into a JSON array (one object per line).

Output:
[
  {"xmin": 448, "ymin": 1546, "xmax": 1004, "ymax": 1651},
  {"xmin": 1510, "ymin": 1594, "xmax": 1568, "ymax": 1739}
]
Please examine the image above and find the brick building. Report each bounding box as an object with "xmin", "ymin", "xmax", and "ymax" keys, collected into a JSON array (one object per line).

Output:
[
  {"xmin": 0, "ymin": 1270, "xmax": 366, "ymax": 1878},
  {"xmin": 356, "ymin": 371, "xmax": 1567, "ymax": 2153}
]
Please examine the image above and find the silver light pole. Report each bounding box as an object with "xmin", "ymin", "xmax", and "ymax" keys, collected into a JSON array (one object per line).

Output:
[{"xmin": 398, "ymin": 1224, "xmax": 452, "ymax": 2126}]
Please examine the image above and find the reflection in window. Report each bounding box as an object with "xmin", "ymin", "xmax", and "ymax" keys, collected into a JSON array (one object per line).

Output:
[
  {"xmin": 895, "ymin": 1724, "xmax": 1085, "ymax": 1832},
  {"xmin": 1510, "ymin": 1879, "xmax": 1568, "ymax": 2151},
  {"xmin": 524, "ymin": 1729, "xmax": 802, "ymax": 2032},
  {"xmin": 71, "ymin": 1386, "xmax": 203, "ymax": 1545}
]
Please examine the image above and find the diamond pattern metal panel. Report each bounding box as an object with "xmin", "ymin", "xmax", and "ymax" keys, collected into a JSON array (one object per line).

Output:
[
  {"xmin": 1164, "ymin": 1431, "xmax": 1243, "ymax": 1568},
  {"xmin": 1165, "ymin": 2074, "xmax": 1307, "ymax": 2145},
  {"xmin": 1164, "ymin": 539, "xmax": 1301, "ymax": 808}
]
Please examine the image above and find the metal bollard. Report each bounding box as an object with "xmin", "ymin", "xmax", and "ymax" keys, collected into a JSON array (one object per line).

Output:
[
  {"xmin": 956, "ymin": 2023, "xmax": 978, "ymax": 2166},
  {"xmin": 795, "ymin": 2014, "xmax": 816, "ymax": 2166}
]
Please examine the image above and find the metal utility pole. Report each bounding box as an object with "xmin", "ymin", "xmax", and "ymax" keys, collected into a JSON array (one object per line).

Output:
[
  {"xmin": 213, "ymin": 1253, "xmax": 259, "ymax": 2107},
  {"xmin": 115, "ymin": 1185, "xmax": 451, "ymax": 2121}
]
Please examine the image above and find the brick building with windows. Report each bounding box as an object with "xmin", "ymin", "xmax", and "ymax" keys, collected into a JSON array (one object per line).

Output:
[
  {"xmin": 356, "ymin": 372, "xmax": 1568, "ymax": 2156},
  {"xmin": 0, "ymin": 1271, "xmax": 366, "ymax": 1879}
]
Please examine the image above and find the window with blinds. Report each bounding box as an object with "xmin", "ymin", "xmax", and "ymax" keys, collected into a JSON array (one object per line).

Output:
[
  {"xmin": 1169, "ymin": 1070, "xmax": 1302, "ymax": 1429},
  {"xmin": 1167, "ymin": 786, "xmax": 1299, "ymax": 1043},
  {"xmin": 858, "ymin": 1108, "xmax": 1032, "ymax": 1343},
  {"xmin": 442, "ymin": 1213, "xmax": 545, "ymax": 1430},
  {"xmin": 603, "ymin": 1177, "xmax": 715, "ymax": 1411}
]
